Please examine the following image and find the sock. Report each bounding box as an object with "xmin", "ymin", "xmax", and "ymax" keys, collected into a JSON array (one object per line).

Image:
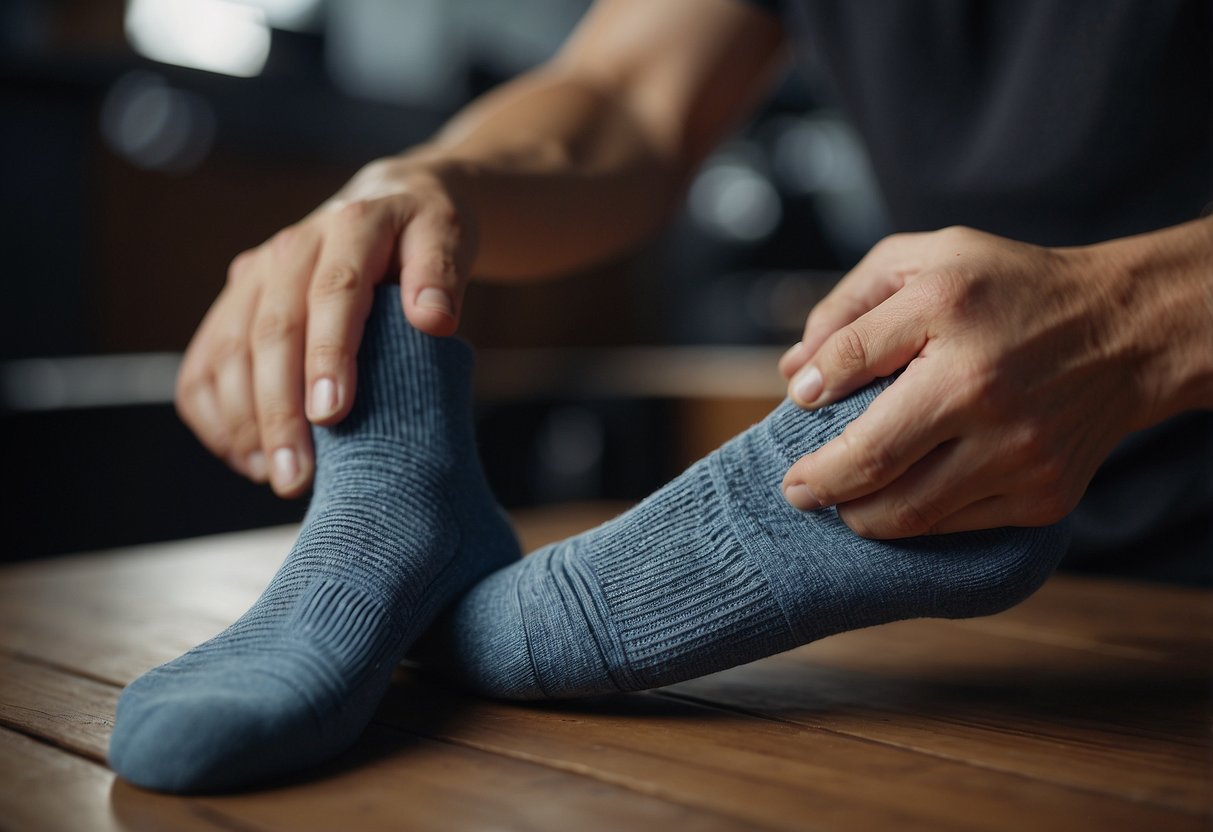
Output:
[
  {"xmin": 108, "ymin": 285, "xmax": 519, "ymax": 793},
  {"xmin": 426, "ymin": 379, "xmax": 1069, "ymax": 699}
]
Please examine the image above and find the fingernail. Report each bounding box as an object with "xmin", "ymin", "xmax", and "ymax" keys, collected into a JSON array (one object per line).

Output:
[
  {"xmin": 246, "ymin": 451, "xmax": 268, "ymax": 481},
  {"xmin": 782, "ymin": 341, "xmax": 803, "ymax": 361},
  {"xmin": 272, "ymin": 447, "xmax": 299, "ymax": 489},
  {"xmin": 416, "ymin": 287, "xmax": 453, "ymax": 316},
  {"xmin": 784, "ymin": 482, "xmax": 823, "ymax": 510},
  {"xmin": 310, "ymin": 377, "xmax": 338, "ymax": 420},
  {"xmin": 793, "ymin": 366, "xmax": 824, "ymax": 405}
]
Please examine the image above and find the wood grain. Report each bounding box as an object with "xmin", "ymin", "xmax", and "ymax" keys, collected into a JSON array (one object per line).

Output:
[
  {"xmin": 0, "ymin": 508, "xmax": 1208, "ymax": 831},
  {"xmin": 377, "ymin": 672, "xmax": 1205, "ymax": 832}
]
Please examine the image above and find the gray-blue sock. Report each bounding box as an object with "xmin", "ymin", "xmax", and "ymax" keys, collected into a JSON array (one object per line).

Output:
[
  {"xmin": 108, "ymin": 285, "xmax": 519, "ymax": 793},
  {"xmin": 428, "ymin": 380, "xmax": 1068, "ymax": 699}
]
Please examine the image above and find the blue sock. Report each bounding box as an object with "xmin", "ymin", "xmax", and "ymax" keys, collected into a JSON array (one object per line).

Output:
[
  {"xmin": 427, "ymin": 380, "xmax": 1068, "ymax": 699},
  {"xmin": 108, "ymin": 285, "xmax": 519, "ymax": 793}
]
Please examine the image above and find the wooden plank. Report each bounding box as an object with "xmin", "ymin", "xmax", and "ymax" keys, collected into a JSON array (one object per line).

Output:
[
  {"xmin": 0, "ymin": 715, "xmax": 740, "ymax": 832},
  {"xmin": 0, "ymin": 726, "xmax": 233, "ymax": 832},
  {"xmin": 376, "ymin": 671, "xmax": 1203, "ymax": 832},
  {"xmin": 954, "ymin": 572, "xmax": 1212, "ymax": 662},
  {"xmin": 0, "ymin": 527, "xmax": 293, "ymax": 686},
  {"xmin": 9, "ymin": 637, "xmax": 1199, "ymax": 831},
  {"xmin": 132, "ymin": 726, "xmax": 740, "ymax": 832},
  {"xmin": 661, "ymin": 616, "xmax": 1210, "ymax": 815},
  {"xmin": 10, "ymin": 650, "xmax": 1199, "ymax": 830},
  {"xmin": 0, "ymin": 654, "xmax": 115, "ymax": 761},
  {"xmin": 0, "ymin": 656, "xmax": 743, "ymax": 831}
]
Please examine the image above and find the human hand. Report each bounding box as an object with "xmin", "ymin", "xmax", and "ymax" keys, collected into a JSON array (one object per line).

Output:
[
  {"xmin": 175, "ymin": 154, "xmax": 477, "ymax": 496},
  {"xmin": 776, "ymin": 226, "xmax": 1163, "ymax": 538}
]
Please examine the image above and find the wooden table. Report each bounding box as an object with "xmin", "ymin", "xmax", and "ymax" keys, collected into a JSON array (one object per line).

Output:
[{"xmin": 1, "ymin": 504, "xmax": 1209, "ymax": 831}]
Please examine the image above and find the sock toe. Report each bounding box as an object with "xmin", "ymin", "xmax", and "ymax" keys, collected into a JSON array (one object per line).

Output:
[{"xmin": 109, "ymin": 677, "xmax": 320, "ymax": 793}]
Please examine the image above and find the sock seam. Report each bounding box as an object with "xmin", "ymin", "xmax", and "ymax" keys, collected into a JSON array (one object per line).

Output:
[
  {"xmin": 704, "ymin": 452, "xmax": 804, "ymax": 642},
  {"xmin": 556, "ymin": 546, "xmax": 631, "ymax": 692},
  {"xmin": 516, "ymin": 557, "xmax": 554, "ymax": 699}
]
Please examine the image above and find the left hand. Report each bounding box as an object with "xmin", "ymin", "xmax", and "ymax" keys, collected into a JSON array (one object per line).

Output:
[{"xmin": 776, "ymin": 225, "xmax": 1156, "ymax": 538}]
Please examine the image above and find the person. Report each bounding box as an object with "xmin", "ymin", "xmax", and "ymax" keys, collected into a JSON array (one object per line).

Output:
[
  {"xmin": 108, "ymin": 0, "xmax": 1212, "ymax": 793},
  {"xmin": 172, "ymin": 0, "xmax": 1212, "ymax": 579}
]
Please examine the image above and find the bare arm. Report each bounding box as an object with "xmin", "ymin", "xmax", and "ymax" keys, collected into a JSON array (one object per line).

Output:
[
  {"xmin": 349, "ymin": 0, "xmax": 788, "ymax": 281},
  {"xmin": 175, "ymin": 0, "xmax": 787, "ymax": 496}
]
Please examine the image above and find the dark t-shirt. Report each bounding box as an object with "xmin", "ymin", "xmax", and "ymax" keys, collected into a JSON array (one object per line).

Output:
[{"xmin": 745, "ymin": 0, "xmax": 1213, "ymax": 582}]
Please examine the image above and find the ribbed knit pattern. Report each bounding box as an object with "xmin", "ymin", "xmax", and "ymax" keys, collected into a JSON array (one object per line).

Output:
[
  {"xmin": 431, "ymin": 378, "xmax": 1069, "ymax": 699},
  {"xmin": 108, "ymin": 285, "xmax": 520, "ymax": 793}
]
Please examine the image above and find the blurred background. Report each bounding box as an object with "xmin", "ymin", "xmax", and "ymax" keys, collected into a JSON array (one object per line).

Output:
[{"xmin": 1, "ymin": 0, "xmax": 891, "ymax": 560}]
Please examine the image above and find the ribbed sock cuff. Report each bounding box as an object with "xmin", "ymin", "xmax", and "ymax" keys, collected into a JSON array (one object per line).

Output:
[
  {"xmin": 324, "ymin": 284, "xmax": 474, "ymax": 445},
  {"xmin": 572, "ymin": 464, "xmax": 792, "ymax": 690},
  {"xmin": 764, "ymin": 376, "xmax": 893, "ymax": 462}
]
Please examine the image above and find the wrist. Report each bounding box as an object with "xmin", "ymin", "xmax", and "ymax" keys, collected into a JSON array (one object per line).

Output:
[{"xmin": 1073, "ymin": 218, "xmax": 1213, "ymax": 428}]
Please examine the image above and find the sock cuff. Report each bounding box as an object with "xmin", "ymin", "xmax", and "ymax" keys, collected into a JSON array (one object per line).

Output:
[
  {"xmin": 764, "ymin": 376, "xmax": 894, "ymax": 462},
  {"xmin": 325, "ymin": 285, "xmax": 474, "ymax": 444},
  {"xmin": 574, "ymin": 465, "xmax": 791, "ymax": 689}
]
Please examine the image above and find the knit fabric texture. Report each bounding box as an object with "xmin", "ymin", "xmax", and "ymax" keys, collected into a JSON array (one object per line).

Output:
[
  {"xmin": 428, "ymin": 379, "xmax": 1069, "ymax": 699},
  {"xmin": 108, "ymin": 285, "xmax": 519, "ymax": 793}
]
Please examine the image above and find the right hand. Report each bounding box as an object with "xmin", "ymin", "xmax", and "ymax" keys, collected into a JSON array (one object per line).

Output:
[{"xmin": 175, "ymin": 154, "xmax": 478, "ymax": 496}]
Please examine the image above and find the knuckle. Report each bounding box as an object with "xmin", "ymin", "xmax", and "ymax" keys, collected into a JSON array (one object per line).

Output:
[
  {"xmin": 226, "ymin": 416, "xmax": 260, "ymax": 451},
  {"xmin": 1032, "ymin": 454, "xmax": 1068, "ymax": 491},
  {"xmin": 251, "ymin": 311, "xmax": 302, "ymax": 345},
  {"xmin": 312, "ymin": 264, "xmax": 361, "ymax": 298},
  {"xmin": 429, "ymin": 201, "xmax": 461, "ymax": 231},
  {"xmin": 887, "ymin": 497, "xmax": 938, "ymax": 536},
  {"xmin": 227, "ymin": 250, "xmax": 256, "ymax": 283},
  {"xmin": 844, "ymin": 426, "xmax": 898, "ymax": 487},
  {"xmin": 937, "ymin": 224, "xmax": 974, "ymax": 245},
  {"xmin": 837, "ymin": 506, "xmax": 877, "ymax": 539},
  {"xmin": 948, "ymin": 362, "xmax": 997, "ymax": 415},
  {"xmin": 174, "ymin": 370, "xmax": 206, "ymax": 406},
  {"xmin": 832, "ymin": 326, "xmax": 869, "ymax": 371},
  {"xmin": 209, "ymin": 335, "xmax": 245, "ymax": 365},
  {"xmin": 257, "ymin": 404, "xmax": 300, "ymax": 439},
  {"xmin": 270, "ymin": 225, "xmax": 302, "ymax": 252},
  {"xmin": 1030, "ymin": 489, "xmax": 1076, "ymax": 525},
  {"xmin": 308, "ymin": 342, "xmax": 350, "ymax": 372},
  {"xmin": 874, "ymin": 233, "xmax": 905, "ymax": 253},
  {"xmin": 356, "ymin": 157, "xmax": 394, "ymax": 183},
  {"xmin": 912, "ymin": 270, "xmax": 970, "ymax": 316},
  {"xmin": 335, "ymin": 198, "xmax": 374, "ymax": 223}
]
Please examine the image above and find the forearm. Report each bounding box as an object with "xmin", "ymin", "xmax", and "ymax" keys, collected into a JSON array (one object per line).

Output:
[
  {"xmin": 1076, "ymin": 216, "xmax": 1213, "ymax": 426},
  {"xmin": 416, "ymin": 67, "xmax": 685, "ymax": 280},
  {"xmin": 373, "ymin": 0, "xmax": 785, "ymax": 282}
]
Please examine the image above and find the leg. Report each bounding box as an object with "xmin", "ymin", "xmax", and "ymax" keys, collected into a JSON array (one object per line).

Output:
[
  {"xmin": 108, "ymin": 285, "xmax": 520, "ymax": 793},
  {"xmin": 427, "ymin": 380, "xmax": 1069, "ymax": 698}
]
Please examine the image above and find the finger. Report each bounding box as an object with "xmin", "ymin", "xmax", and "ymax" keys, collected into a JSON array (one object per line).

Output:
[
  {"xmin": 305, "ymin": 201, "xmax": 393, "ymax": 425},
  {"xmin": 199, "ymin": 278, "xmax": 266, "ymax": 479},
  {"xmin": 799, "ymin": 236, "xmax": 921, "ymax": 358},
  {"xmin": 788, "ymin": 286, "xmax": 931, "ymax": 409},
  {"xmin": 252, "ymin": 241, "xmax": 316, "ymax": 497},
  {"xmin": 176, "ymin": 377, "xmax": 238, "ymax": 470},
  {"xmin": 213, "ymin": 338, "xmax": 263, "ymax": 479},
  {"xmin": 778, "ymin": 341, "xmax": 808, "ymax": 379},
  {"xmin": 400, "ymin": 203, "xmax": 469, "ymax": 337},
  {"xmin": 834, "ymin": 439, "xmax": 998, "ymax": 539},
  {"xmin": 928, "ymin": 495, "xmax": 1024, "ymax": 534},
  {"xmin": 781, "ymin": 363, "xmax": 956, "ymax": 510},
  {"xmin": 176, "ymin": 271, "xmax": 247, "ymax": 464}
]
